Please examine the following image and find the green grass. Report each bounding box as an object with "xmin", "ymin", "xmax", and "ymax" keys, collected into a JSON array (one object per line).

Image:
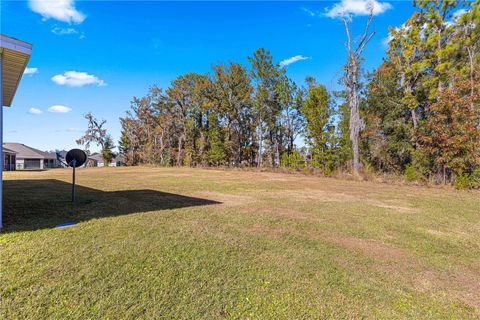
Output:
[{"xmin": 1, "ymin": 167, "xmax": 479, "ymax": 319}]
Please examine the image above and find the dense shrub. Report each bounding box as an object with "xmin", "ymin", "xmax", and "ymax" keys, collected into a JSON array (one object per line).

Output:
[{"xmin": 455, "ymin": 168, "xmax": 480, "ymax": 189}]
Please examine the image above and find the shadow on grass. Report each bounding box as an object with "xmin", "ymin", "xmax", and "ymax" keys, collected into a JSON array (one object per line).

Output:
[{"xmin": 3, "ymin": 179, "xmax": 221, "ymax": 232}]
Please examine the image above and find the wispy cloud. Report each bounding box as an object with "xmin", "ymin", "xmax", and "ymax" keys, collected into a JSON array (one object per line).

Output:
[
  {"xmin": 302, "ymin": 7, "xmax": 320, "ymax": 17},
  {"xmin": 28, "ymin": 107, "xmax": 43, "ymax": 115},
  {"xmin": 67, "ymin": 127, "xmax": 83, "ymax": 132},
  {"xmin": 24, "ymin": 67, "xmax": 39, "ymax": 76},
  {"xmin": 382, "ymin": 23, "xmax": 408, "ymax": 48},
  {"xmin": 381, "ymin": 35, "xmax": 392, "ymax": 48},
  {"xmin": 51, "ymin": 25, "xmax": 85, "ymax": 39},
  {"xmin": 51, "ymin": 71, "xmax": 106, "ymax": 87},
  {"xmin": 51, "ymin": 25, "xmax": 78, "ymax": 35},
  {"xmin": 280, "ymin": 55, "xmax": 310, "ymax": 67},
  {"xmin": 48, "ymin": 105, "xmax": 72, "ymax": 113},
  {"xmin": 445, "ymin": 8, "xmax": 469, "ymax": 27},
  {"xmin": 325, "ymin": 0, "xmax": 392, "ymax": 18},
  {"xmin": 29, "ymin": 0, "xmax": 85, "ymax": 24}
]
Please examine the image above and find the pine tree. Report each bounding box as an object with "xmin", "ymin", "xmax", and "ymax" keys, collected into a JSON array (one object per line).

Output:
[
  {"xmin": 101, "ymin": 135, "xmax": 116, "ymax": 165},
  {"xmin": 248, "ymin": 48, "xmax": 284, "ymax": 167},
  {"xmin": 301, "ymin": 82, "xmax": 335, "ymax": 172}
]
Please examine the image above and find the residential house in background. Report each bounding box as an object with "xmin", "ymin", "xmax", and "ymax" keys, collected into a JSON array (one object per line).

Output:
[
  {"xmin": 113, "ymin": 155, "xmax": 126, "ymax": 166},
  {"xmin": 55, "ymin": 150, "xmax": 68, "ymax": 162},
  {"xmin": 87, "ymin": 154, "xmax": 101, "ymax": 167},
  {"xmin": 3, "ymin": 143, "xmax": 61, "ymax": 169},
  {"xmin": 87, "ymin": 153, "xmax": 125, "ymax": 167},
  {"xmin": 49, "ymin": 150, "xmax": 68, "ymax": 168},
  {"xmin": 3, "ymin": 147, "xmax": 17, "ymax": 171}
]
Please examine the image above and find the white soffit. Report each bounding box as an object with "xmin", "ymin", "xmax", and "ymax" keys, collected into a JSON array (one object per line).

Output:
[{"xmin": 1, "ymin": 34, "xmax": 32, "ymax": 107}]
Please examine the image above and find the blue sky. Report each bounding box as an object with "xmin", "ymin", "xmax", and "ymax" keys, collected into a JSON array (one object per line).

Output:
[{"xmin": 2, "ymin": 0, "xmax": 416, "ymax": 152}]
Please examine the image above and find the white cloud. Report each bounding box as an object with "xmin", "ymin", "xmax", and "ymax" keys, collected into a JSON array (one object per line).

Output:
[
  {"xmin": 24, "ymin": 67, "xmax": 39, "ymax": 75},
  {"xmin": 51, "ymin": 25, "xmax": 85, "ymax": 39},
  {"xmin": 381, "ymin": 36, "xmax": 392, "ymax": 48},
  {"xmin": 382, "ymin": 23, "xmax": 410, "ymax": 48},
  {"xmin": 325, "ymin": 0, "xmax": 392, "ymax": 18},
  {"xmin": 446, "ymin": 9, "xmax": 469, "ymax": 27},
  {"xmin": 51, "ymin": 25, "xmax": 78, "ymax": 35},
  {"xmin": 28, "ymin": 107, "xmax": 43, "ymax": 115},
  {"xmin": 280, "ymin": 55, "xmax": 310, "ymax": 67},
  {"xmin": 51, "ymin": 71, "xmax": 106, "ymax": 87},
  {"xmin": 29, "ymin": 0, "xmax": 85, "ymax": 24},
  {"xmin": 453, "ymin": 9, "xmax": 467, "ymax": 18},
  {"xmin": 48, "ymin": 105, "xmax": 72, "ymax": 113}
]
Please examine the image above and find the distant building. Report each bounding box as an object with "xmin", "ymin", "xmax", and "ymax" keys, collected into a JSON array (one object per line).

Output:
[
  {"xmin": 3, "ymin": 147, "xmax": 17, "ymax": 171},
  {"xmin": 54, "ymin": 150, "xmax": 67, "ymax": 160},
  {"xmin": 52, "ymin": 150, "xmax": 68, "ymax": 168},
  {"xmin": 87, "ymin": 153, "xmax": 126, "ymax": 167},
  {"xmin": 114, "ymin": 154, "xmax": 126, "ymax": 166},
  {"xmin": 87, "ymin": 153, "xmax": 102, "ymax": 167},
  {"xmin": 3, "ymin": 143, "xmax": 62, "ymax": 170}
]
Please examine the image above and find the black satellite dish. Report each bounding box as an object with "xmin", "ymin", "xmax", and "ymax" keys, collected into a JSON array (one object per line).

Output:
[
  {"xmin": 66, "ymin": 149, "xmax": 87, "ymax": 167},
  {"xmin": 65, "ymin": 149, "xmax": 87, "ymax": 202}
]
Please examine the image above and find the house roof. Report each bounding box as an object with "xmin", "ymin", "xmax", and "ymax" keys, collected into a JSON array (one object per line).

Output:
[
  {"xmin": 88, "ymin": 154, "xmax": 103, "ymax": 162},
  {"xmin": 3, "ymin": 147, "xmax": 17, "ymax": 154},
  {"xmin": 1, "ymin": 34, "xmax": 32, "ymax": 107},
  {"xmin": 56, "ymin": 150, "xmax": 68, "ymax": 159},
  {"xmin": 114, "ymin": 154, "xmax": 125, "ymax": 162},
  {"xmin": 88, "ymin": 154, "xmax": 125, "ymax": 163},
  {"xmin": 3, "ymin": 143, "xmax": 56, "ymax": 159},
  {"xmin": 45, "ymin": 152, "xmax": 58, "ymax": 159}
]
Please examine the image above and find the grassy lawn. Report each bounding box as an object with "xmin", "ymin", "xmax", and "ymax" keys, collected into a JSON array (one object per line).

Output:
[{"xmin": 1, "ymin": 167, "xmax": 479, "ymax": 319}]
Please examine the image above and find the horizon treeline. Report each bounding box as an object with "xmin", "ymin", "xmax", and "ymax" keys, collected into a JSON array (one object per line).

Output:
[{"xmin": 119, "ymin": 1, "xmax": 480, "ymax": 188}]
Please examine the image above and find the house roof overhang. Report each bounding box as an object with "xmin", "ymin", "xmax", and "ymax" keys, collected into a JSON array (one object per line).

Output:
[
  {"xmin": 1, "ymin": 34, "xmax": 32, "ymax": 107},
  {"xmin": 3, "ymin": 147, "xmax": 17, "ymax": 154}
]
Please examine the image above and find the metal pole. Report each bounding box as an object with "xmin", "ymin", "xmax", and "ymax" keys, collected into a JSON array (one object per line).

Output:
[{"xmin": 72, "ymin": 160, "xmax": 76, "ymax": 202}]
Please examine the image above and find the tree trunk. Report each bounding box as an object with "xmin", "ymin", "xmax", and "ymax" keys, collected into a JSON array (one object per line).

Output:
[
  {"xmin": 274, "ymin": 132, "xmax": 280, "ymax": 167},
  {"xmin": 406, "ymin": 84, "xmax": 419, "ymax": 148},
  {"xmin": 437, "ymin": 29, "xmax": 444, "ymax": 92},
  {"xmin": 257, "ymin": 123, "xmax": 263, "ymax": 167},
  {"xmin": 410, "ymin": 108, "xmax": 419, "ymax": 149},
  {"xmin": 467, "ymin": 46, "xmax": 475, "ymax": 110},
  {"xmin": 177, "ymin": 135, "xmax": 183, "ymax": 166},
  {"xmin": 350, "ymin": 100, "xmax": 361, "ymax": 176},
  {"xmin": 443, "ymin": 164, "xmax": 446, "ymax": 185},
  {"xmin": 289, "ymin": 134, "xmax": 294, "ymax": 156},
  {"xmin": 349, "ymin": 61, "xmax": 362, "ymax": 177}
]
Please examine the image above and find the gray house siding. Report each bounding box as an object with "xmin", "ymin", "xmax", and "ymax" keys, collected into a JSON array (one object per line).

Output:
[{"xmin": 3, "ymin": 143, "xmax": 61, "ymax": 170}]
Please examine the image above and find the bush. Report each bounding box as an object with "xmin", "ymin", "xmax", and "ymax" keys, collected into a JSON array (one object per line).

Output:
[
  {"xmin": 404, "ymin": 164, "xmax": 421, "ymax": 182},
  {"xmin": 281, "ymin": 150, "xmax": 305, "ymax": 169},
  {"xmin": 455, "ymin": 168, "xmax": 480, "ymax": 189}
]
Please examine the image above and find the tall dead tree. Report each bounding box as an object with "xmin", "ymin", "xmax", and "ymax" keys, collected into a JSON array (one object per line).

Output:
[{"xmin": 342, "ymin": 9, "xmax": 375, "ymax": 176}]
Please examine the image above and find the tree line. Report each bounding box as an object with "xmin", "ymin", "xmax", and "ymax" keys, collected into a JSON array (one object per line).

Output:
[{"xmin": 112, "ymin": 1, "xmax": 479, "ymax": 188}]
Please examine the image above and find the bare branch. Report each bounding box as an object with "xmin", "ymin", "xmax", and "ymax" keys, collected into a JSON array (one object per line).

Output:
[
  {"xmin": 342, "ymin": 15, "xmax": 352, "ymax": 54},
  {"xmin": 354, "ymin": 11, "xmax": 375, "ymax": 57}
]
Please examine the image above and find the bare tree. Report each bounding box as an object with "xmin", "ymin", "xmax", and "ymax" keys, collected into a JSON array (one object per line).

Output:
[
  {"xmin": 77, "ymin": 112, "xmax": 115, "ymax": 164},
  {"xmin": 342, "ymin": 8, "xmax": 375, "ymax": 176},
  {"xmin": 76, "ymin": 112, "xmax": 107, "ymax": 151}
]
